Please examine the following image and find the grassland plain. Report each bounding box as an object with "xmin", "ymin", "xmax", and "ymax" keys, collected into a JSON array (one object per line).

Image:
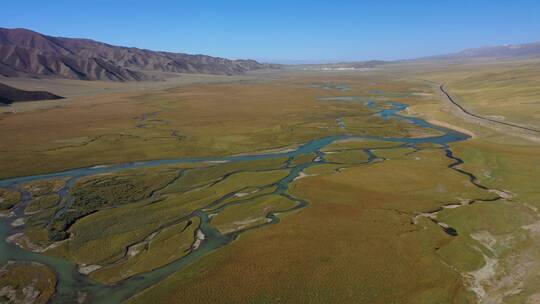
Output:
[
  {"xmin": 124, "ymin": 68, "xmax": 540, "ymax": 304},
  {"xmin": 382, "ymin": 59, "xmax": 540, "ymax": 303},
  {"xmin": 385, "ymin": 58, "xmax": 540, "ymax": 143},
  {"xmin": 443, "ymin": 140, "xmax": 540, "ymax": 303},
  {"xmin": 0, "ymin": 72, "xmax": 442, "ymax": 179},
  {"xmin": 408, "ymin": 59, "xmax": 540, "ymax": 129},
  {"xmin": 1, "ymin": 67, "xmax": 540, "ymax": 304},
  {"xmin": 127, "ymin": 145, "xmax": 496, "ymax": 303}
]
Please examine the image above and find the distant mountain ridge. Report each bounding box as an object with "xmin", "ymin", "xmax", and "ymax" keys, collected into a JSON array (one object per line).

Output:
[
  {"xmin": 430, "ymin": 41, "xmax": 540, "ymax": 60},
  {"xmin": 0, "ymin": 28, "xmax": 275, "ymax": 82},
  {"xmin": 293, "ymin": 41, "xmax": 540, "ymax": 69},
  {"xmin": 294, "ymin": 60, "xmax": 386, "ymax": 70}
]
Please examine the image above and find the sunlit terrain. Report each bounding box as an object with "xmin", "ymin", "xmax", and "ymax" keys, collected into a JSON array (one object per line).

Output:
[{"xmin": 2, "ymin": 2, "xmax": 540, "ymax": 303}]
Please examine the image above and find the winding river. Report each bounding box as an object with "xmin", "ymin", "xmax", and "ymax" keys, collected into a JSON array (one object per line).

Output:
[{"xmin": 0, "ymin": 88, "xmax": 491, "ymax": 303}]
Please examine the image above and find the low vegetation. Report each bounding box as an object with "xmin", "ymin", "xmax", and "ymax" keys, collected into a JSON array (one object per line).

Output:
[
  {"xmin": 2, "ymin": 65, "xmax": 540, "ymax": 303},
  {"xmin": 0, "ymin": 262, "xmax": 57, "ymax": 304},
  {"xmin": 211, "ymin": 195, "xmax": 298, "ymax": 234},
  {"xmin": 0, "ymin": 188, "xmax": 21, "ymax": 211}
]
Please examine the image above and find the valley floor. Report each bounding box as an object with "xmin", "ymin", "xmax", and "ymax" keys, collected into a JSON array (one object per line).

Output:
[{"xmin": 1, "ymin": 62, "xmax": 539, "ymax": 303}]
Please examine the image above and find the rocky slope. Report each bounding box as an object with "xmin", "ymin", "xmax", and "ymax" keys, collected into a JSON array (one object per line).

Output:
[
  {"xmin": 0, "ymin": 28, "xmax": 274, "ymax": 81},
  {"xmin": 0, "ymin": 82, "xmax": 63, "ymax": 104}
]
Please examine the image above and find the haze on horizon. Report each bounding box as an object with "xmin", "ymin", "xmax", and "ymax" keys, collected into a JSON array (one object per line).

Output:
[{"xmin": 3, "ymin": 0, "xmax": 540, "ymax": 63}]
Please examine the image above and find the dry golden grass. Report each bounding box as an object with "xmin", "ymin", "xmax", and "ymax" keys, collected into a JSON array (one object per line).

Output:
[
  {"xmin": 413, "ymin": 60, "xmax": 540, "ymax": 129},
  {"xmin": 5, "ymin": 68, "xmax": 540, "ymax": 303},
  {"xmin": 0, "ymin": 79, "xmax": 345, "ymax": 178},
  {"xmin": 128, "ymin": 148, "xmax": 496, "ymax": 304},
  {"xmin": 0, "ymin": 71, "xmax": 444, "ymax": 179}
]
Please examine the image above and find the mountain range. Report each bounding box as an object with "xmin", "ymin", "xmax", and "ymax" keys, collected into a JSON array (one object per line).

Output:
[
  {"xmin": 1, "ymin": 27, "xmax": 539, "ymax": 83},
  {"xmin": 0, "ymin": 28, "xmax": 275, "ymax": 82},
  {"xmin": 433, "ymin": 41, "xmax": 540, "ymax": 59},
  {"xmin": 290, "ymin": 41, "xmax": 540, "ymax": 71}
]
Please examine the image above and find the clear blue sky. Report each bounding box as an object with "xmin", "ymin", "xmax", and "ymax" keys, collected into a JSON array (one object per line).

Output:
[{"xmin": 3, "ymin": 0, "xmax": 540, "ymax": 63}]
